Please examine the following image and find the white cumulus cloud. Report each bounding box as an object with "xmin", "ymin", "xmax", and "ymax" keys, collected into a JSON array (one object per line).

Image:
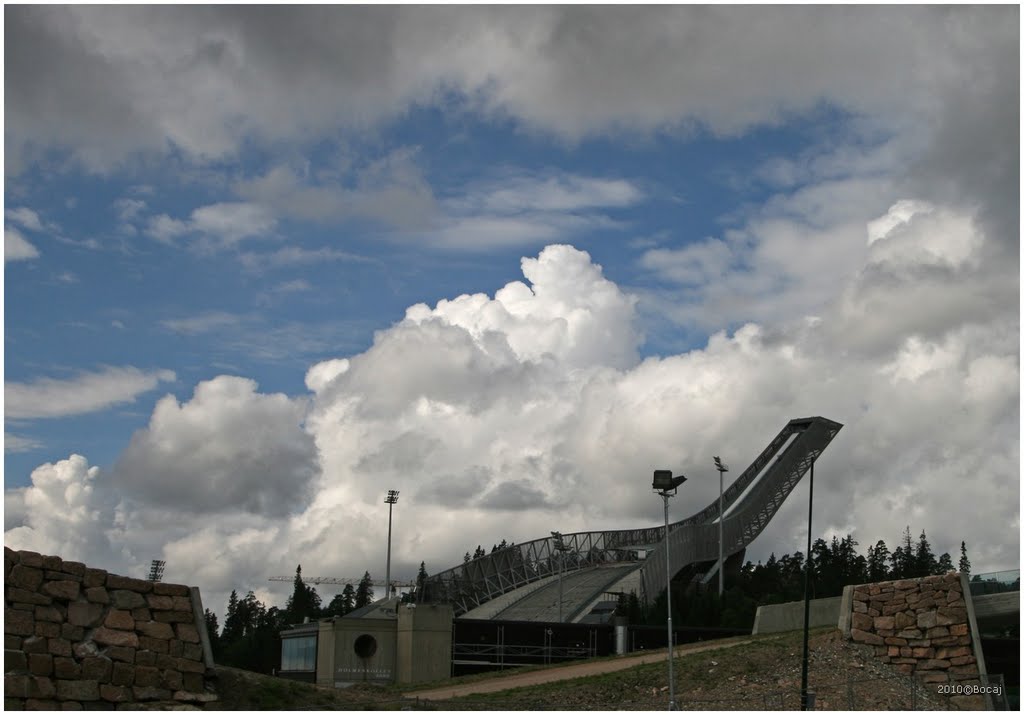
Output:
[
  {"xmin": 113, "ymin": 376, "xmax": 318, "ymax": 517},
  {"xmin": 4, "ymin": 455, "xmax": 113, "ymax": 563},
  {"xmin": 3, "ymin": 238, "xmax": 1017, "ymax": 616}
]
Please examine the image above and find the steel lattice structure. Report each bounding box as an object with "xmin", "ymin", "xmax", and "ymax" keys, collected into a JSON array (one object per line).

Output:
[{"xmin": 420, "ymin": 416, "xmax": 842, "ymax": 616}]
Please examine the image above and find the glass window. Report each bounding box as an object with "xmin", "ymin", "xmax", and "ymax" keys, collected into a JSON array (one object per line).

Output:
[{"xmin": 281, "ymin": 635, "xmax": 316, "ymax": 671}]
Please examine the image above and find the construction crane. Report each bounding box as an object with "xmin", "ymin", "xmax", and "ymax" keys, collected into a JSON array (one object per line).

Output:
[{"xmin": 267, "ymin": 575, "xmax": 416, "ymax": 588}]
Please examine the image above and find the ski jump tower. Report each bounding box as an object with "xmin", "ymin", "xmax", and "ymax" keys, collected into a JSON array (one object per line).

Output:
[{"xmin": 420, "ymin": 416, "xmax": 843, "ymax": 620}]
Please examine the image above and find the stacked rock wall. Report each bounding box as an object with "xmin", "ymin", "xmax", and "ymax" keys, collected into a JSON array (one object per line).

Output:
[
  {"xmin": 843, "ymin": 572, "xmax": 986, "ymax": 710},
  {"xmin": 4, "ymin": 548, "xmax": 216, "ymax": 710}
]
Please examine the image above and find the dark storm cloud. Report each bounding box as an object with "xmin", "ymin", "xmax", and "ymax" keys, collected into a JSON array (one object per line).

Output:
[
  {"xmin": 9, "ymin": 6, "xmax": 1014, "ymax": 292},
  {"xmin": 479, "ymin": 480, "xmax": 550, "ymax": 511},
  {"xmin": 111, "ymin": 377, "xmax": 318, "ymax": 518},
  {"xmin": 7, "ymin": 6, "xmax": 1014, "ymax": 163},
  {"xmin": 414, "ymin": 466, "xmax": 494, "ymax": 509}
]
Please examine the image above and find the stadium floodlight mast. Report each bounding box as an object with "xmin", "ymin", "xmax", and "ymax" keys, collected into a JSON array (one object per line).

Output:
[
  {"xmin": 713, "ymin": 457, "xmax": 729, "ymax": 597},
  {"xmin": 652, "ymin": 469, "xmax": 687, "ymax": 711},
  {"xmin": 385, "ymin": 490, "xmax": 399, "ymax": 600},
  {"xmin": 551, "ymin": 531, "xmax": 571, "ymax": 622},
  {"xmin": 146, "ymin": 559, "xmax": 165, "ymax": 583}
]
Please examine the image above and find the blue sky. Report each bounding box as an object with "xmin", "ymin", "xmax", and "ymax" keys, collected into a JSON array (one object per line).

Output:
[
  {"xmin": 5, "ymin": 97, "xmax": 843, "ymax": 477},
  {"xmin": 4, "ymin": 6, "xmax": 1018, "ymax": 613}
]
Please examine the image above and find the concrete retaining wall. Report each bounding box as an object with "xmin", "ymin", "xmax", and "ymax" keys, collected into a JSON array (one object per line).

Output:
[
  {"xmin": 4, "ymin": 548, "xmax": 216, "ymax": 710},
  {"xmin": 752, "ymin": 595, "xmax": 843, "ymax": 635}
]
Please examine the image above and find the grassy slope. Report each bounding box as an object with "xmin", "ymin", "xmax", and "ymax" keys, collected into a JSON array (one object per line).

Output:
[
  {"xmin": 210, "ymin": 628, "xmax": 949, "ymax": 710},
  {"xmin": 210, "ymin": 631, "xmax": 807, "ymax": 710}
]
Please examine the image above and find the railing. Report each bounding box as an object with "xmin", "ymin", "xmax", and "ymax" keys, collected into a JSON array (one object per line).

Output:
[
  {"xmin": 969, "ymin": 570, "xmax": 1020, "ymax": 596},
  {"xmin": 418, "ymin": 530, "xmax": 643, "ymax": 615},
  {"xmin": 421, "ymin": 416, "xmax": 842, "ymax": 615}
]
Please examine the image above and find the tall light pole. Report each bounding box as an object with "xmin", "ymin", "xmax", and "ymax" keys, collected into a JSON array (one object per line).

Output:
[
  {"xmin": 800, "ymin": 460, "xmax": 815, "ymax": 711},
  {"xmin": 653, "ymin": 469, "xmax": 686, "ymax": 711},
  {"xmin": 551, "ymin": 531, "xmax": 569, "ymax": 622},
  {"xmin": 713, "ymin": 457, "xmax": 729, "ymax": 597},
  {"xmin": 385, "ymin": 490, "xmax": 399, "ymax": 601}
]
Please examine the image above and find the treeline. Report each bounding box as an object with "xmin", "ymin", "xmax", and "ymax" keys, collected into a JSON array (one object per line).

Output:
[
  {"xmin": 623, "ymin": 527, "xmax": 973, "ymax": 630},
  {"xmin": 203, "ymin": 528, "xmax": 975, "ymax": 674},
  {"xmin": 464, "ymin": 539, "xmax": 515, "ymax": 562},
  {"xmin": 204, "ymin": 566, "xmax": 382, "ymax": 673}
]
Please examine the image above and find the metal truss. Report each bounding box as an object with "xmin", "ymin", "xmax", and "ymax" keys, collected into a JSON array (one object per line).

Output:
[
  {"xmin": 420, "ymin": 416, "xmax": 842, "ymax": 615},
  {"xmin": 638, "ymin": 416, "xmax": 843, "ymax": 603},
  {"xmin": 419, "ymin": 529, "xmax": 643, "ymax": 616}
]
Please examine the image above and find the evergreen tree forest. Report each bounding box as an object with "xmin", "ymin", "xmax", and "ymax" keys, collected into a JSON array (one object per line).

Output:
[
  {"xmin": 209, "ymin": 564, "xmax": 422, "ymax": 674},
  {"xmin": 206, "ymin": 528, "xmax": 973, "ymax": 675},
  {"xmin": 625, "ymin": 528, "xmax": 971, "ymax": 631}
]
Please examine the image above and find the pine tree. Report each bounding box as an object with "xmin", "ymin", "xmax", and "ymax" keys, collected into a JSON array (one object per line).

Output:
[
  {"xmin": 811, "ymin": 538, "xmax": 834, "ymax": 593},
  {"xmin": 323, "ymin": 593, "xmax": 347, "ymax": 617},
  {"xmin": 204, "ymin": 608, "xmax": 220, "ymax": 658},
  {"xmin": 890, "ymin": 526, "xmax": 915, "ymax": 579},
  {"xmin": 240, "ymin": 590, "xmax": 265, "ymax": 636},
  {"xmin": 867, "ymin": 540, "xmax": 890, "ymax": 582},
  {"xmin": 839, "ymin": 535, "xmax": 867, "ymax": 585},
  {"xmin": 416, "ymin": 561, "xmax": 428, "ymax": 593},
  {"xmin": 901, "ymin": 525, "xmax": 914, "ymax": 558},
  {"xmin": 221, "ymin": 590, "xmax": 243, "ymax": 643},
  {"xmin": 936, "ymin": 552, "xmax": 954, "ymax": 574},
  {"xmin": 959, "ymin": 541, "xmax": 971, "ymax": 576},
  {"xmin": 219, "ymin": 590, "xmax": 278, "ymax": 673},
  {"xmin": 890, "ymin": 546, "xmax": 906, "ymax": 580},
  {"xmin": 355, "ymin": 571, "xmax": 374, "ymax": 608},
  {"xmin": 204, "ymin": 608, "xmax": 219, "ymax": 638},
  {"xmin": 285, "ymin": 564, "xmax": 322, "ymax": 625},
  {"xmin": 401, "ymin": 562, "xmax": 430, "ymax": 604},
  {"xmin": 341, "ymin": 583, "xmax": 356, "ymax": 612},
  {"xmin": 914, "ymin": 530, "xmax": 938, "ymax": 577}
]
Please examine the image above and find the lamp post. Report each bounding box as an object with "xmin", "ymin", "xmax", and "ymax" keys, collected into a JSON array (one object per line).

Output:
[
  {"xmin": 713, "ymin": 457, "xmax": 729, "ymax": 597},
  {"xmin": 385, "ymin": 490, "xmax": 399, "ymax": 600},
  {"xmin": 551, "ymin": 531, "xmax": 569, "ymax": 622},
  {"xmin": 653, "ymin": 469, "xmax": 687, "ymax": 711},
  {"xmin": 800, "ymin": 460, "xmax": 815, "ymax": 711}
]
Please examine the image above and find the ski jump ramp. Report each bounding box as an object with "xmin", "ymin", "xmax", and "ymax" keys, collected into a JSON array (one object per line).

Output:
[{"xmin": 420, "ymin": 416, "xmax": 843, "ymax": 621}]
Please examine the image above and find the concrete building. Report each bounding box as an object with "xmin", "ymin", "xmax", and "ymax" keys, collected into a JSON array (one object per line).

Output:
[{"xmin": 280, "ymin": 600, "xmax": 453, "ymax": 687}]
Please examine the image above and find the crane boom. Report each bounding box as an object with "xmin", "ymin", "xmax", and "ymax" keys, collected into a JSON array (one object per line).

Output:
[{"xmin": 267, "ymin": 576, "xmax": 415, "ymax": 587}]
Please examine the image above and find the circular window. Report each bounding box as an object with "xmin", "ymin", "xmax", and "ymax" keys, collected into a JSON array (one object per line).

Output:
[{"xmin": 353, "ymin": 634, "xmax": 378, "ymax": 659}]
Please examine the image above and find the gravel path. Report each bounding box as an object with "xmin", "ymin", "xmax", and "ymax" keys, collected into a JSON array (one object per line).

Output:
[
  {"xmin": 405, "ymin": 636, "xmax": 759, "ymax": 700},
  {"xmin": 403, "ymin": 630, "xmax": 972, "ymax": 710}
]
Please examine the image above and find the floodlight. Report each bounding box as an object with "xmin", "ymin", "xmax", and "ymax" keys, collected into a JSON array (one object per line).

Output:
[
  {"xmin": 550, "ymin": 532, "xmax": 569, "ymax": 621},
  {"xmin": 147, "ymin": 559, "xmax": 166, "ymax": 583},
  {"xmin": 652, "ymin": 469, "xmax": 686, "ymax": 492},
  {"xmin": 651, "ymin": 468, "xmax": 687, "ymax": 709}
]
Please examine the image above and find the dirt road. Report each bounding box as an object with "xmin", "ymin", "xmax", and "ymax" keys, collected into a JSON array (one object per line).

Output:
[{"xmin": 405, "ymin": 636, "xmax": 759, "ymax": 701}]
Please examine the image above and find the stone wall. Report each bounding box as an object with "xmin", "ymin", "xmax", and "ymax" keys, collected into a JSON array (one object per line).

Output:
[
  {"xmin": 4, "ymin": 548, "xmax": 217, "ymax": 710},
  {"xmin": 842, "ymin": 572, "xmax": 987, "ymax": 710}
]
